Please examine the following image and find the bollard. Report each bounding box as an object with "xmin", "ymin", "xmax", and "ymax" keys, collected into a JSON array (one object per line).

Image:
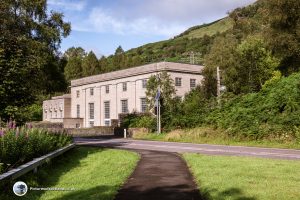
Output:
[{"xmin": 124, "ymin": 129, "xmax": 127, "ymax": 138}]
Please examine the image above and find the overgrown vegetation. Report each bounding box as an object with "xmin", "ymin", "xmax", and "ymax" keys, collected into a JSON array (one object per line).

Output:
[
  {"xmin": 131, "ymin": 71, "xmax": 300, "ymax": 144},
  {"xmin": 0, "ymin": 126, "xmax": 72, "ymax": 174}
]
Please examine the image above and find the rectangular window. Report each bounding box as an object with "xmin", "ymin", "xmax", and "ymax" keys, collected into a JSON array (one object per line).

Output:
[
  {"xmin": 142, "ymin": 79, "xmax": 147, "ymax": 88},
  {"xmin": 121, "ymin": 99, "xmax": 128, "ymax": 113},
  {"xmin": 76, "ymin": 104, "xmax": 80, "ymax": 118},
  {"xmin": 175, "ymin": 77, "xmax": 182, "ymax": 87},
  {"xmin": 76, "ymin": 90, "xmax": 80, "ymax": 98},
  {"xmin": 89, "ymin": 121, "xmax": 94, "ymax": 127},
  {"xmin": 123, "ymin": 82, "xmax": 127, "ymax": 91},
  {"xmin": 76, "ymin": 123, "xmax": 80, "ymax": 128},
  {"xmin": 141, "ymin": 98, "xmax": 147, "ymax": 112},
  {"xmin": 90, "ymin": 88, "xmax": 94, "ymax": 96},
  {"xmin": 190, "ymin": 79, "xmax": 196, "ymax": 88},
  {"xmin": 89, "ymin": 103, "xmax": 94, "ymax": 119},
  {"xmin": 105, "ymin": 85, "xmax": 109, "ymax": 94},
  {"xmin": 104, "ymin": 101, "xmax": 110, "ymax": 119},
  {"xmin": 104, "ymin": 120, "xmax": 110, "ymax": 126}
]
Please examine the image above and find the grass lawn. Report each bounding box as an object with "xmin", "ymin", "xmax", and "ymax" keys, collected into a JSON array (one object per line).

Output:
[
  {"xmin": 183, "ymin": 153, "xmax": 300, "ymax": 200},
  {"xmin": 0, "ymin": 147, "xmax": 139, "ymax": 200},
  {"xmin": 132, "ymin": 127, "xmax": 300, "ymax": 149}
]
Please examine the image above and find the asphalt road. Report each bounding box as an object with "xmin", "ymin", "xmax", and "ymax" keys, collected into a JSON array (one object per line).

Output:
[
  {"xmin": 74, "ymin": 138, "xmax": 300, "ymax": 160},
  {"xmin": 114, "ymin": 150, "xmax": 201, "ymax": 200}
]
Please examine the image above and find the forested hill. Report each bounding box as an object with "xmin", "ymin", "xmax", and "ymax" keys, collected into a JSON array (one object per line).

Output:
[
  {"xmin": 66, "ymin": 0, "xmax": 299, "ymax": 85},
  {"xmin": 64, "ymin": 16, "xmax": 233, "ymax": 80}
]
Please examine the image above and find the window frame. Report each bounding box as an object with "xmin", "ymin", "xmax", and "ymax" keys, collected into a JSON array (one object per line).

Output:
[
  {"xmin": 140, "ymin": 98, "xmax": 147, "ymax": 113},
  {"xmin": 121, "ymin": 99, "xmax": 129, "ymax": 113},
  {"xmin": 122, "ymin": 82, "xmax": 127, "ymax": 92},
  {"xmin": 89, "ymin": 121, "xmax": 94, "ymax": 127},
  {"xmin": 89, "ymin": 103, "xmax": 94, "ymax": 119},
  {"xmin": 104, "ymin": 101, "xmax": 110, "ymax": 119},
  {"xmin": 76, "ymin": 104, "xmax": 80, "ymax": 118},
  {"xmin": 190, "ymin": 79, "xmax": 196, "ymax": 89},
  {"xmin": 175, "ymin": 77, "xmax": 182, "ymax": 87},
  {"xmin": 142, "ymin": 79, "xmax": 147, "ymax": 88},
  {"xmin": 90, "ymin": 88, "xmax": 94, "ymax": 96}
]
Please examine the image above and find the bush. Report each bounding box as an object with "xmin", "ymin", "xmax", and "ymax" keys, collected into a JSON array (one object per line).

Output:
[
  {"xmin": 121, "ymin": 113, "xmax": 156, "ymax": 132},
  {"xmin": 206, "ymin": 72, "xmax": 300, "ymax": 140},
  {"xmin": 0, "ymin": 127, "xmax": 72, "ymax": 173}
]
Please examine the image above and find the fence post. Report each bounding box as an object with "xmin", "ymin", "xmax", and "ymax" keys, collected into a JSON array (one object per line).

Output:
[{"xmin": 124, "ymin": 129, "xmax": 127, "ymax": 138}]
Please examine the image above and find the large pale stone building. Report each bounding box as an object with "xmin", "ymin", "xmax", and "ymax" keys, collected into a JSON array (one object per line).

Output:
[{"xmin": 43, "ymin": 62, "xmax": 204, "ymax": 128}]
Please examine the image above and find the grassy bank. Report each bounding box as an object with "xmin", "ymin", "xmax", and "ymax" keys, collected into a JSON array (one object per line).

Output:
[
  {"xmin": 132, "ymin": 127, "xmax": 300, "ymax": 149},
  {"xmin": 0, "ymin": 147, "xmax": 139, "ymax": 200},
  {"xmin": 183, "ymin": 153, "xmax": 300, "ymax": 200}
]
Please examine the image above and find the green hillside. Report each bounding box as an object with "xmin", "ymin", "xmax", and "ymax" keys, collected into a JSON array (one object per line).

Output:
[{"xmin": 176, "ymin": 17, "xmax": 233, "ymax": 39}]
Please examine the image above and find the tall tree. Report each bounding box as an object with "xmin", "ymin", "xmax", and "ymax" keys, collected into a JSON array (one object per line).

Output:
[
  {"xmin": 82, "ymin": 51, "xmax": 99, "ymax": 76},
  {"xmin": 264, "ymin": 0, "xmax": 300, "ymax": 74},
  {"xmin": 232, "ymin": 36, "xmax": 279, "ymax": 93},
  {"xmin": 115, "ymin": 45, "xmax": 124, "ymax": 55},
  {"xmin": 0, "ymin": 0, "xmax": 70, "ymax": 121},
  {"xmin": 64, "ymin": 47, "xmax": 86, "ymax": 60},
  {"xmin": 204, "ymin": 34, "xmax": 239, "ymax": 97},
  {"xmin": 64, "ymin": 57, "xmax": 82, "ymax": 82}
]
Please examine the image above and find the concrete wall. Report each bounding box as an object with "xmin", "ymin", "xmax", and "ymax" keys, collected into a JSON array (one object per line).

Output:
[
  {"xmin": 63, "ymin": 118, "xmax": 83, "ymax": 128},
  {"xmin": 68, "ymin": 126, "xmax": 114, "ymax": 137}
]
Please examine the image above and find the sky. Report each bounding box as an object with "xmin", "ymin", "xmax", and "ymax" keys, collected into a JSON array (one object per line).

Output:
[{"xmin": 47, "ymin": 0, "xmax": 257, "ymax": 57}]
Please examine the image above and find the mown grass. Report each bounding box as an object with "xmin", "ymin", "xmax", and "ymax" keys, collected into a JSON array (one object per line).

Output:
[
  {"xmin": 132, "ymin": 127, "xmax": 300, "ymax": 149},
  {"xmin": 0, "ymin": 147, "xmax": 139, "ymax": 200},
  {"xmin": 183, "ymin": 153, "xmax": 300, "ymax": 200}
]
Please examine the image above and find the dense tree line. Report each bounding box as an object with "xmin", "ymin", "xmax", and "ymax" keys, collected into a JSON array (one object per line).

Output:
[{"xmin": 0, "ymin": 0, "xmax": 70, "ymax": 123}]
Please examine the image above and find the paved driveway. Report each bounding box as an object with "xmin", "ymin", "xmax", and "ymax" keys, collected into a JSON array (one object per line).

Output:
[{"xmin": 74, "ymin": 138, "xmax": 300, "ymax": 160}]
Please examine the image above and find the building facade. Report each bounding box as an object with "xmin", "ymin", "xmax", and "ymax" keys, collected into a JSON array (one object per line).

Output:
[{"xmin": 43, "ymin": 62, "xmax": 204, "ymax": 128}]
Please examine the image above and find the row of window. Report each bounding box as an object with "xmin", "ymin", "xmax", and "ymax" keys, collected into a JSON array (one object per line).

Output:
[
  {"xmin": 76, "ymin": 79, "xmax": 148, "ymax": 98},
  {"xmin": 44, "ymin": 110, "xmax": 63, "ymax": 119},
  {"xmin": 175, "ymin": 78, "xmax": 196, "ymax": 88},
  {"xmin": 76, "ymin": 78, "xmax": 196, "ymax": 98},
  {"xmin": 76, "ymin": 98, "xmax": 147, "ymax": 119}
]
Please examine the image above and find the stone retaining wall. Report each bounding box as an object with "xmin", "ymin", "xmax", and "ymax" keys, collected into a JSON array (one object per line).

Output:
[{"xmin": 69, "ymin": 126, "xmax": 114, "ymax": 137}]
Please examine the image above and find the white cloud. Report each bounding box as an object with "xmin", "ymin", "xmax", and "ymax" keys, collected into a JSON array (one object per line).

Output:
[
  {"xmin": 67, "ymin": 0, "xmax": 257, "ymax": 37},
  {"xmin": 48, "ymin": 0, "xmax": 86, "ymax": 11}
]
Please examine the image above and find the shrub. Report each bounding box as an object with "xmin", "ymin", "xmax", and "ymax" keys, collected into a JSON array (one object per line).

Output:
[
  {"xmin": 206, "ymin": 72, "xmax": 300, "ymax": 140},
  {"xmin": 0, "ymin": 127, "xmax": 72, "ymax": 173}
]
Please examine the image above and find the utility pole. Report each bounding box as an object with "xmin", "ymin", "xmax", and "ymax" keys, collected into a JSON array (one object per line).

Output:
[{"xmin": 217, "ymin": 66, "xmax": 221, "ymax": 105}]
